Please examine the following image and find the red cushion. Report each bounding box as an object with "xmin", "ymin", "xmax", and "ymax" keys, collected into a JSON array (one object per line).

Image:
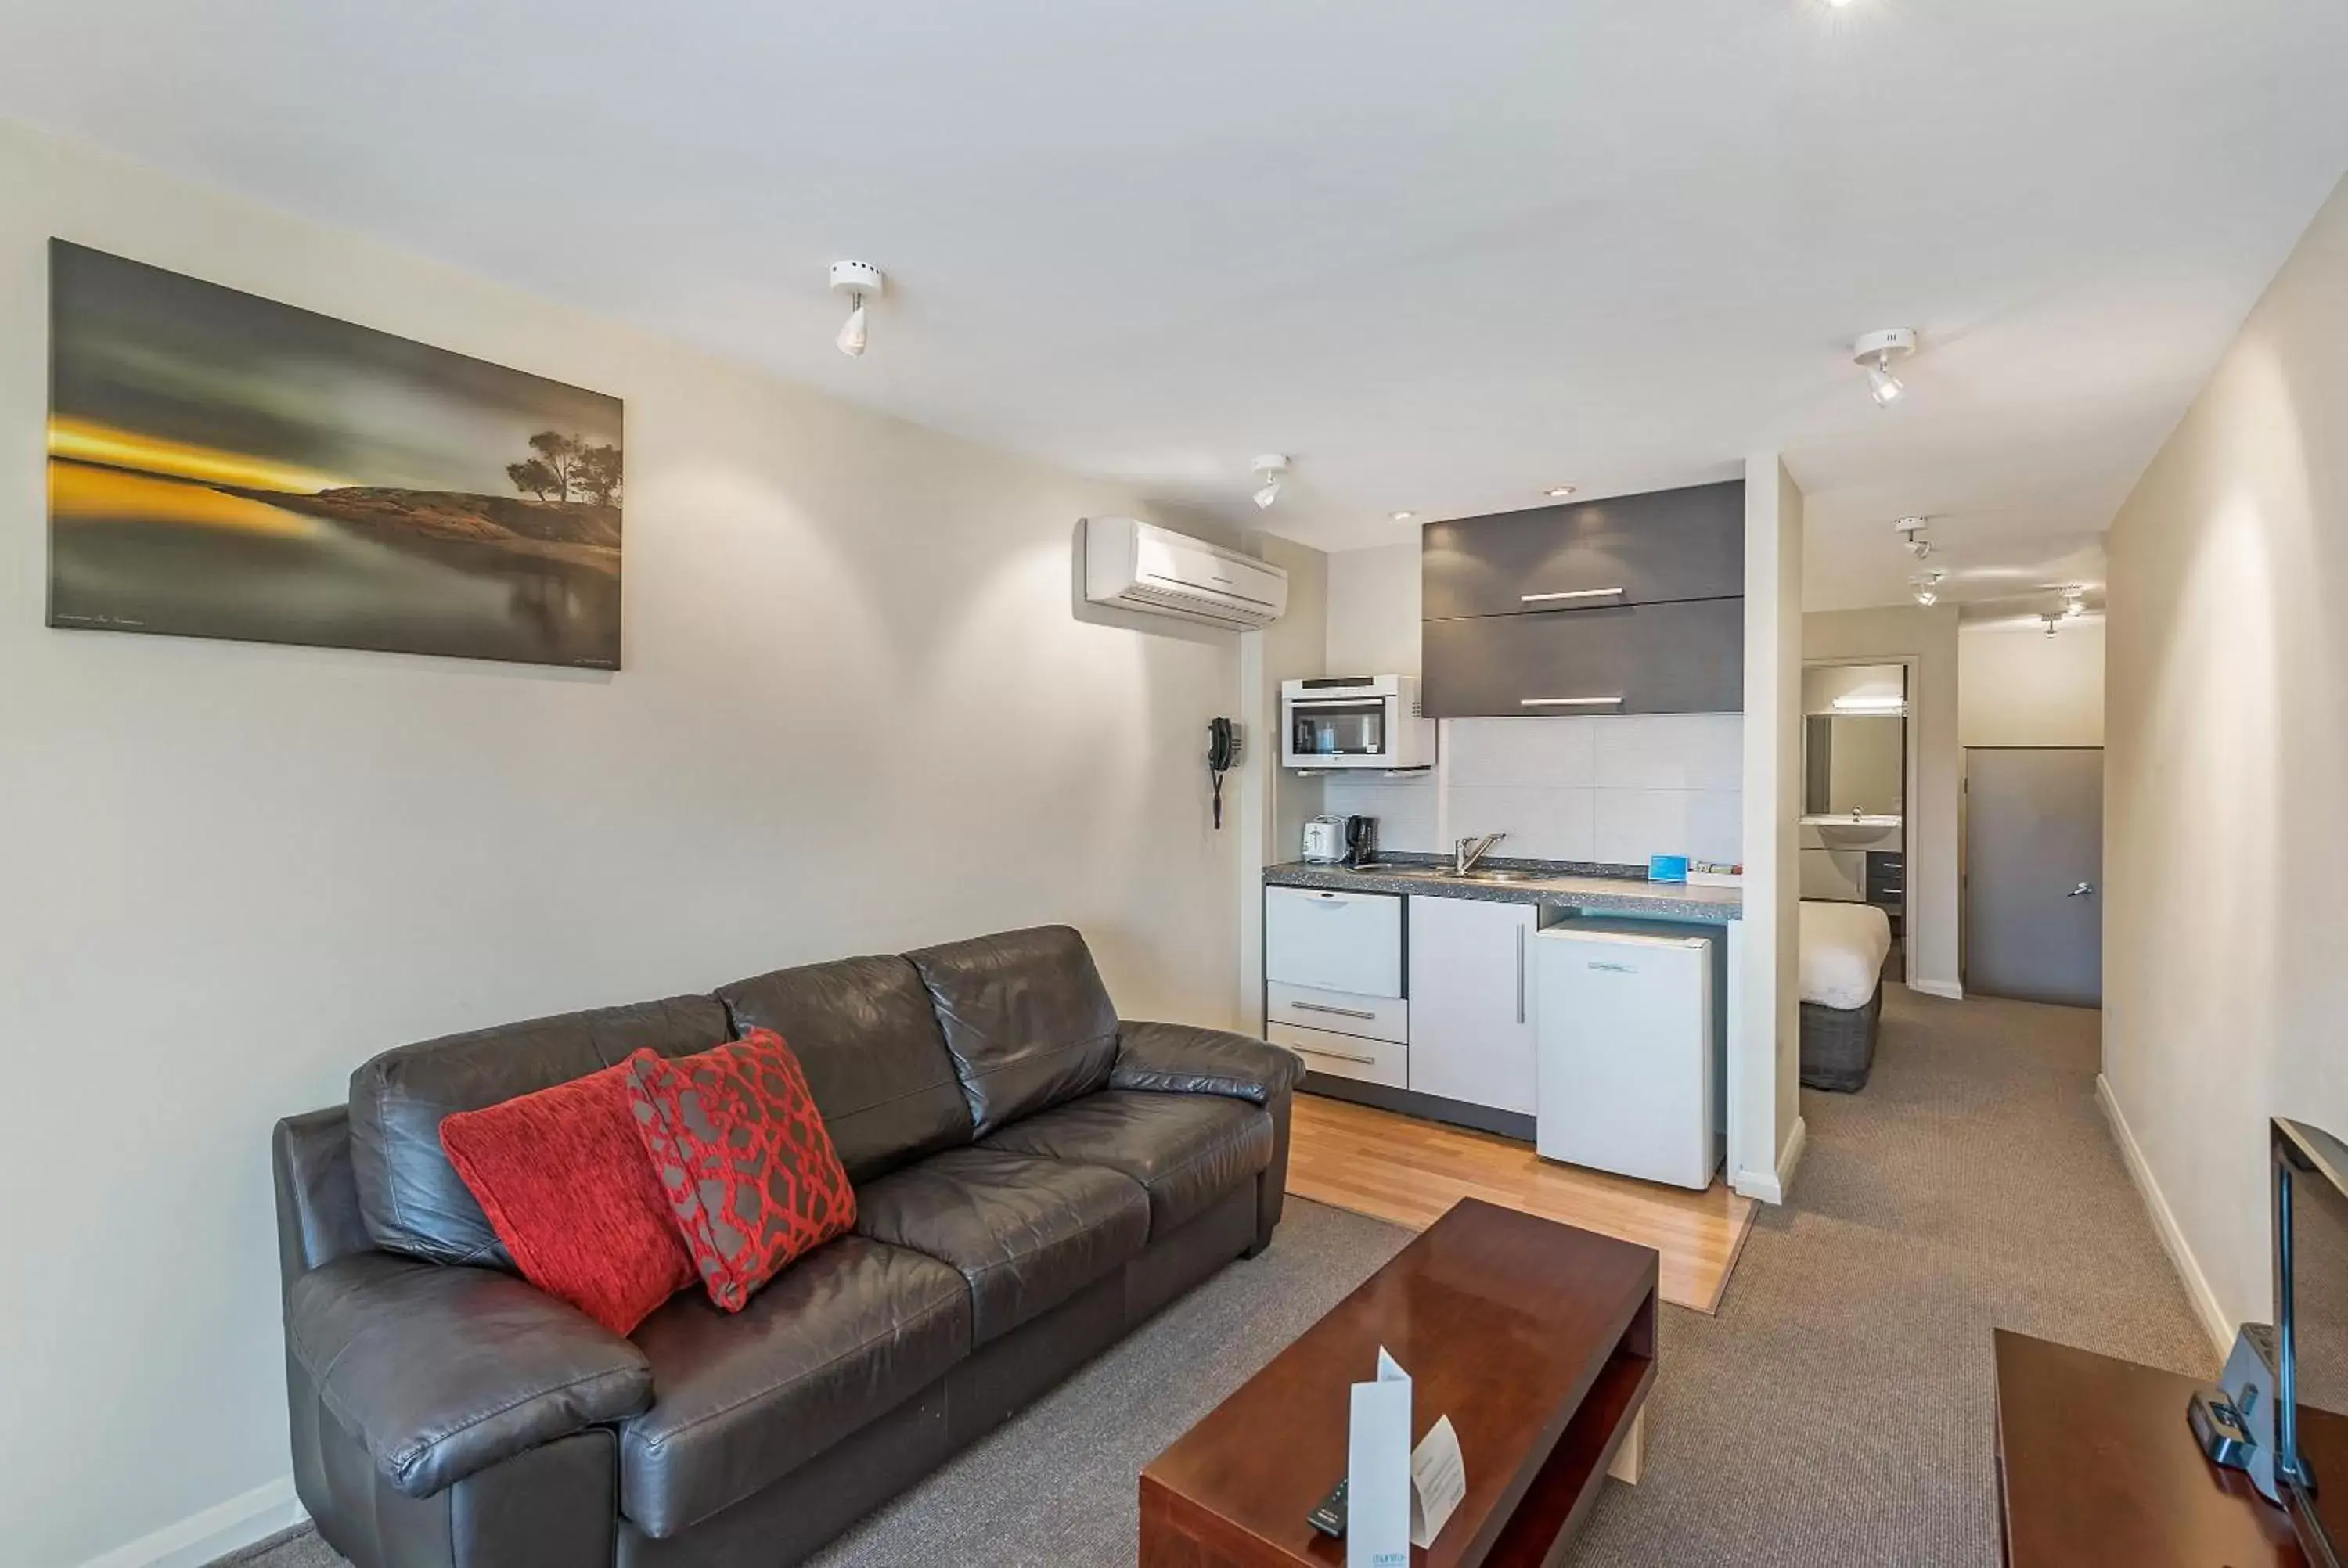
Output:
[
  {"xmin": 438, "ymin": 1061, "xmax": 699, "ymax": 1336},
  {"xmin": 622, "ymin": 1028, "xmax": 857, "ymax": 1311}
]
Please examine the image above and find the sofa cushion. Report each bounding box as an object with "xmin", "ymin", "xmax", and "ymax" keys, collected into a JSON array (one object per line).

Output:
[
  {"xmin": 620, "ymin": 1236, "xmax": 968, "ymax": 1539},
  {"xmin": 854, "ymin": 1147, "xmax": 1148, "ymax": 1343},
  {"xmin": 715, "ymin": 955, "xmax": 974, "ymax": 1183},
  {"xmin": 906, "ymin": 926, "xmax": 1122, "ymax": 1138},
  {"xmin": 438, "ymin": 1059, "xmax": 698, "ymax": 1335},
  {"xmin": 624, "ymin": 1031, "xmax": 858, "ymax": 1313},
  {"xmin": 982, "ymin": 1091, "xmax": 1274, "ymax": 1235},
  {"xmin": 351, "ymin": 995, "xmax": 732, "ymax": 1266}
]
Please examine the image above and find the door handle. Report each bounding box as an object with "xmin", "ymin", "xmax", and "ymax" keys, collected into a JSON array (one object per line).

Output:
[
  {"xmin": 1516, "ymin": 925, "xmax": 1527, "ymax": 1024},
  {"xmin": 1521, "ymin": 587, "xmax": 1625, "ymax": 605},
  {"xmin": 1291, "ymin": 1041, "xmax": 1377, "ymax": 1066},
  {"xmin": 1291, "ymin": 1000, "xmax": 1379, "ymax": 1021},
  {"xmin": 2068, "ymin": 882, "xmax": 2096, "ymax": 897}
]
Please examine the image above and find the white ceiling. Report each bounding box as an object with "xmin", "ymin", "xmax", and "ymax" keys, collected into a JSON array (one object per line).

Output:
[{"xmin": 5, "ymin": 0, "xmax": 2346, "ymax": 612}]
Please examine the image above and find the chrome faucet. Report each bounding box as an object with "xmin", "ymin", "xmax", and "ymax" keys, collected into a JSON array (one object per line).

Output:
[{"xmin": 1454, "ymin": 833, "xmax": 1506, "ymax": 875}]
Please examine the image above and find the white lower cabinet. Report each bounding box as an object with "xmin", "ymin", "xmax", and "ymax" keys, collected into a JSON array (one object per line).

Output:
[{"xmin": 1406, "ymin": 895, "xmax": 1549, "ymax": 1115}]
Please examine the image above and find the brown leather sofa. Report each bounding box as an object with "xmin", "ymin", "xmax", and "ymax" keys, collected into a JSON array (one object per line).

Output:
[{"xmin": 272, "ymin": 925, "xmax": 1303, "ymax": 1568}]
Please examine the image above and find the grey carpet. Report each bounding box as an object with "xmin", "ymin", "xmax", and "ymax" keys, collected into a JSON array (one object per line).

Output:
[{"xmin": 231, "ymin": 985, "xmax": 2210, "ymax": 1568}]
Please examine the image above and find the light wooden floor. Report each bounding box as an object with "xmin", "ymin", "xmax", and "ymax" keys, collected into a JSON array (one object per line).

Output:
[{"xmin": 1284, "ymin": 1092, "xmax": 1756, "ymax": 1314}]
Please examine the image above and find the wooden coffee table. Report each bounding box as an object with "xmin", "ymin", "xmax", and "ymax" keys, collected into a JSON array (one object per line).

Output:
[{"xmin": 1140, "ymin": 1199, "xmax": 1658, "ymax": 1567}]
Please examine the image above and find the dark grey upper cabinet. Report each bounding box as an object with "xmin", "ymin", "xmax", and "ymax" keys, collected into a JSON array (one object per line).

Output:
[
  {"xmin": 1422, "ymin": 480, "xmax": 1744, "ymax": 619},
  {"xmin": 1422, "ymin": 597, "xmax": 1745, "ymax": 717}
]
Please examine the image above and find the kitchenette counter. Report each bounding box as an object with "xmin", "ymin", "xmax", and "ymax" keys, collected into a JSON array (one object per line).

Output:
[{"xmin": 1263, "ymin": 858, "xmax": 1742, "ymax": 922}]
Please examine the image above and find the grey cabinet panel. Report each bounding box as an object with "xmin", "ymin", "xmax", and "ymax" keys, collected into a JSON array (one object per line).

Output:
[
  {"xmin": 1422, "ymin": 480, "xmax": 1744, "ymax": 619},
  {"xmin": 1422, "ymin": 597, "xmax": 1744, "ymax": 717}
]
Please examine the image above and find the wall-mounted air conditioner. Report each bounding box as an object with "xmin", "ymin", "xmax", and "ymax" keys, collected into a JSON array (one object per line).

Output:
[{"xmin": 1082, "ymin": 516, "xmax": 1288, "ymax": 631}]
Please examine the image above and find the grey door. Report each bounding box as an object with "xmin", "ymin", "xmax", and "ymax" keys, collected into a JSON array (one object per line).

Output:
[{"xmin": 1965, "ymin": 748, "xmax": 2102, "ymax": 1007}]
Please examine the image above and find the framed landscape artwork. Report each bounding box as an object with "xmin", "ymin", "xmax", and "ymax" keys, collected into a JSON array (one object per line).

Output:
[{"xmin": 46, "ymin": 240, "xmax": 624, "ymax": 668}]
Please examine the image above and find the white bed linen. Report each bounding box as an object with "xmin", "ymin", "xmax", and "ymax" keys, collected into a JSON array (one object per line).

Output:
[{"xmin": 1799, "ymin": 900, "xmax": 1892, "ymax": 1010}]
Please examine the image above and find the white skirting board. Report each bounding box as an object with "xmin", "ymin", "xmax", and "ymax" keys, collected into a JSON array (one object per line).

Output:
[
  {"xmin": 77, "ymin": 1476, "xmax": 306, "ymax": 1568},
  {"xmin": 2095, "ymin": 1073, "xmax": 2233, "ymax": 1359},
  {"xmin": 1733, "ymin": 1115, "xmax": 1807, "ymax": 1205},
  {"xmin": 1908, "ymin": 977, "xmax": 1964, "ymax": 1001}
]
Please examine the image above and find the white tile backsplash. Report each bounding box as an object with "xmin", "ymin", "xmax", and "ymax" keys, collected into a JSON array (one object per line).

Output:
[
  {"xmin": 1595, "ymin": 788, "xmax": 1743, "ymax": 865},
  {"xmin": 1320, "ymin": 774, "xmax": 1439, "ymax": 854},
  {"xmin": 1448, "ymin": 784, "xmax": 1595, "ymax": 861},
  {"xmin": 1302, "ymin": 714, "xmax": 1745, "ymax": 869},
  {"xmin": 1593, "ymin": 714, "xmax": 1744, "ymax": 791},
  {"xmin": 1445, "ymin": 717, "xmax": 1597, "ymax": 789}
]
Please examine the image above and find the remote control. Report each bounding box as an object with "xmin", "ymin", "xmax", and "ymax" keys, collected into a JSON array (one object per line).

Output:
[{"xmin": 1308, "ymin": 1476, "xmax": 1348, "ymax": 1538}]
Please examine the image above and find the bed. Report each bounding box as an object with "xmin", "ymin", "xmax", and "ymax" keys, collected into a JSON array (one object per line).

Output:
[{"xmin": 1799, "ymin": 899, "xmax": 1893, "ymax": 1091}]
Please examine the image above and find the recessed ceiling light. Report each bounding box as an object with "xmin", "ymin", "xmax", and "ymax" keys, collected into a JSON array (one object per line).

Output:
[
  {"xmin": 1390, "ymin": 511, "xmax": 1416, "ymax": 522},
  {"xmin": 1827, "ymin": 0, "xmax": 1858, "ymax": 9},
  {"xmin": 1544, "ymin": 485, "xmax": 1577, "ymax": 498}
]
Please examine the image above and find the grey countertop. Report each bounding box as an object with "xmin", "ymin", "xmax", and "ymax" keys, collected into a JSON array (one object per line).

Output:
[{"xmin": 1263, "ymin": 855, "xmax": 1743, "ymax": 922}]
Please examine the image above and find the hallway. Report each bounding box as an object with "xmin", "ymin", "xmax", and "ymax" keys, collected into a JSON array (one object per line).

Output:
[{"xmin": 1569, "ymin": 984, "xmax": 2213, "ymax": 1565}]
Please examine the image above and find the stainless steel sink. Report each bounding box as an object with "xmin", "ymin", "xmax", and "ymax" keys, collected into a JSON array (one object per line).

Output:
[
  {"xmin": 1459, "ymin": 869, "xmax": 1538, "ymax": 883},
  {"xmin": 1346, "ymin": 862, "xmax": 1453, "ymax": 878}
]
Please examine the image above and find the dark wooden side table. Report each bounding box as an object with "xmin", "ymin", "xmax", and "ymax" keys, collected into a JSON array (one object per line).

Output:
[{"xmin": 1993, "ymin": 1329, "xmax": 2307, "ymax": 1566}]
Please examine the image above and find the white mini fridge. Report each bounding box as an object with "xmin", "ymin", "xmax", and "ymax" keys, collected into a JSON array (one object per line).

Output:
[{"xmin": 1534, "ymin": 920, "xmax": 1721, "ymax": 1189}]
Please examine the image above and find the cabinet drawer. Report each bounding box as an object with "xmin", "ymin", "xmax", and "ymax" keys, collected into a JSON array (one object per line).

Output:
[
  {"xmin": 1422, "ymin": 480, "xmax": 1743, "ymax": 620},
  {"xmin": 1265, "ymin": 886, "xmax": 1403, "ymax": 997},
  {"xmin": 1421, "ymin": 595, "xmax": 1743, "ymax": 718},
  {"xmin": 1267, "ymin": 982, "xmax": 1409, "ymax": 1045},
  {"xmin": 1269, "ymin": 1021, "xmax": 1408, "ymax": 1090}
]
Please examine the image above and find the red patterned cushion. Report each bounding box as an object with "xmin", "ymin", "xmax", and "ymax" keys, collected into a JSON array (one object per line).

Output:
[
  {"xmin": 622, "ymin": 1029, "xmax": 857, "ymax": 1311},
  {"xmin": 438, "ymin": 1062, "xmax": 699, "ymax": 1336}
]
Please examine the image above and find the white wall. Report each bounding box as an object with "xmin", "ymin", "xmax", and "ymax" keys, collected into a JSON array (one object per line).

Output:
[
  {"xmin": 1324, "ymin": 540, "xmax": 1421, "ymax": 675},
  {"xmin": 1, "ymin": 119, "xmax": 1254, "ymax": 1568},
  {"xmin": 1805, "ymin": 605, "xmax": 1963, "ymax": 997},
  {"xmin": 1736, "ymin": 455, "xmax": 1804, "ymax": 1200},
  {"xmin": 2104, "ymin": 174, "xmax": 2348, "ymax": 1347},
  {"xmin": 1238, "ymin": 534, "xmax": 1327, "ymax": 1030},
  {"xmin": 1959, "ymin": 618, "xmax": 2105, "ymax": 746}
]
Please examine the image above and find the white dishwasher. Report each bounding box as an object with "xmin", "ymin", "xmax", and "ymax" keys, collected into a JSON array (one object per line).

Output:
[
  {"xmin": 1534, "ymin": 920, "xmax": 1720, "ymax": 1189},
  {"xmin": 1263, "ymin": 885, "xmax": 1406, "ymax": 1088}
]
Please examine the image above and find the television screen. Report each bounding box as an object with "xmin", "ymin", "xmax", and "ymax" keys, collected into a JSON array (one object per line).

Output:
[{"xmin": 2276, "ymin": 1119, "xmax": 2348, "ymax": 1559}]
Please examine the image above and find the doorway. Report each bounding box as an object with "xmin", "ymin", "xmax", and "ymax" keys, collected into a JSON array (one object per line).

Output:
[{"xmin": 1963, "ymin": 747, "xmax": 2102, "ymax": 1007}]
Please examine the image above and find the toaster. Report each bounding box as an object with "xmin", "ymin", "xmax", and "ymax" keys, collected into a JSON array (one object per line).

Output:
[{"xmin": 1302, "ymin": 816, "xmax": 1348, "ymax": 864}]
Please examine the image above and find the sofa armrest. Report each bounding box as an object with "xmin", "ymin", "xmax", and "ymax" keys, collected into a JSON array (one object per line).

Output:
[
  {"xmin": 1111, "ymin": 1020, "xmax": 1305, "ymax": 1105},
  {"xmin": 286, "ymin": 1251, "xmax": 651, "ymax": 1499}
]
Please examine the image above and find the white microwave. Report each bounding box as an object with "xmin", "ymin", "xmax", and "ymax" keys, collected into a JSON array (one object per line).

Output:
[{"xmin": 1280, "ymin": 675, "xmax": 1436, "ymax": 771}]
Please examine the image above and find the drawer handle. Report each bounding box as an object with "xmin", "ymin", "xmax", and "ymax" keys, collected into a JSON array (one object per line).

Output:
[
  {"xmin": 1291, "ymin": 1041, "xmax": 1378, "ymax": 1066},
  {"xmin": 1291, "ymin": 1000, "xmax": 1379, "ymax": 1020},
  {"xmin": 1521, "ymin": 587, "xmax": 1625, "ymax": 604},
  {"xmin": 1520, "ymin": 695, "xmax": 1624, "ymax": 707}
]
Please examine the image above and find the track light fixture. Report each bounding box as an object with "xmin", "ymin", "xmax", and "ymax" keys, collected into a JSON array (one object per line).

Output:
[
  {"xmin": 1910, "ymin": 569, "xmax": 1945, "ymax": 608},
  {"xmin": 2060, "ymin": 585, "xmax": 2087, "ymax": 620},
  {"xmin": 830, "ymin": 261, "xmax": 884, "ymax": 358},
  {"xmin": 1895, "ymin": 516, "xmax": 1933, "ymax": 560},
  {"xmin": 2042, "ymin": 613, "xmax": 2062, "ymax": 638},
  {"xmin": 1854, "ymin": 328, "xmax": 1918, "ymax": 407},
  {"xmin": 1251, "ymin": 455, "xmax": 1289, "ymax": 511}
]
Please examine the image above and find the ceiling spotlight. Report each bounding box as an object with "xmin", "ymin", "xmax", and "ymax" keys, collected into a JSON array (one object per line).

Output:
[
  {"xmin": 1910, "ymin": 569, "xmax": 1945, "ymax": 608},
  {"xmin": 1544, "ymin": 485, "xmax": 1578, "ymax": 498},
  {"xmin": 1895, "ymin": 515, "xmax": 1933, "ymax": 559},
  {"xmin": 1390, "ymin": 511, "xmax": 1417, "ymax": 522},
  {"xmin": 1828, "ymin": 0, "xmax": 1858, "ymax": 8},
  {"xmin": 2042, "ymin": 613, "xmax": 2062, "ymax": 638},
  {"xmin": 2061, "ymin": 585, "xmax": 2087, "ymax": 619},
  {"xmin": 1854, "ymin": 328, "xmax": 1918, "ymax": 407},
  {"xmin": 1251, "ymin": 455, "xmax": 1290, "ymax": 511},
  {"xmin": 830, "ymin": 261, "xmax": 884, "ymax": 358}
]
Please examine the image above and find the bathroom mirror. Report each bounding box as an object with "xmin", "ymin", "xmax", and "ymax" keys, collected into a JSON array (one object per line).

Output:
[{"xmin": 1804, "ymin": 714, "xmax": 1905, "ymax": 817}]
